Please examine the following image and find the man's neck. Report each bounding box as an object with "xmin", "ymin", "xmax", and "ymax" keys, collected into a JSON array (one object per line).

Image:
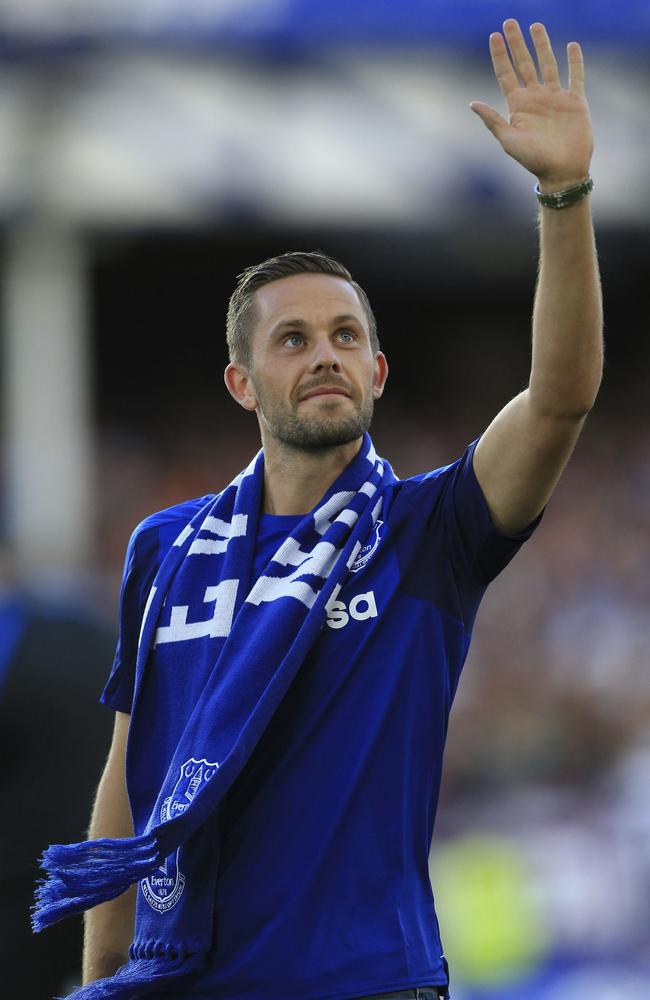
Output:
[{"xmin": 260, "ymin": 435, "xmax": 363, "ymax": 515}]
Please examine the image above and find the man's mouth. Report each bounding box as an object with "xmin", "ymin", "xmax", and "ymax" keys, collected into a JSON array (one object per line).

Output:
[{"xmin": 300, "ymin": 386, "xmax": 352, "ymax": 401}]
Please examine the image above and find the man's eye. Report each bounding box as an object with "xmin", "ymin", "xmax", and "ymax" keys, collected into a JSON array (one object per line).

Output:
[
  {"xmin": 285, "ymin": 334, "xmax": 303, "ymax": 347},
  {"xmin": 338, "ymin": 329, "xmax": 355, "ymax": 343}
]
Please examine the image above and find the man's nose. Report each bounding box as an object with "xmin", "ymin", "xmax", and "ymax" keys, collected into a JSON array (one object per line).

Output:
[{"xmin": 308, "ymin": 337, "xmax": 341, "ymax": 372}]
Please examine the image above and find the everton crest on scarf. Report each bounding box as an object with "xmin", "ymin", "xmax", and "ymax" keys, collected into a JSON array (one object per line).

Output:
[{"xmin": 33, "ymin": 434, "xmax": 395, "ymax": 1000}]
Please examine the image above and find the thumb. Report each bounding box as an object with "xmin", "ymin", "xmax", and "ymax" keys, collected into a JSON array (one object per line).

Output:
[{"xmin": 469, "ymin": 101, "xmax": 509, "ymax": 139}]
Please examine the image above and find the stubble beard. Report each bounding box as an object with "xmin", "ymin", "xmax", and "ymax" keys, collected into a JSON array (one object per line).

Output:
[{"xmin": 254, "ymin": 384, "xmax": 375, "ymax": 453}]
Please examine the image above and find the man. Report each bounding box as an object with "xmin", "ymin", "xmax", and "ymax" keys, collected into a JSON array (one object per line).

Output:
[{"xmin": 41, "ymin": 19, "xmax": 602, "ymax": 1000}]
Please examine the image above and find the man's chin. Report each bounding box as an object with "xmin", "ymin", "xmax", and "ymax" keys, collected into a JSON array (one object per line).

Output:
[
  {"xmin": 270, "ymin": 416, "xmax": 370, "ymax": 453},
  {"xmin": 281, "ymin": 430, "xmax": 364, "ymax": 453}
]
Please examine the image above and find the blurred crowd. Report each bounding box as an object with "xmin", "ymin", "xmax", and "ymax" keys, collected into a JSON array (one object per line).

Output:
[{"xmin": 447, "ymin": 412, "xmax": 649, "ymax": 794}]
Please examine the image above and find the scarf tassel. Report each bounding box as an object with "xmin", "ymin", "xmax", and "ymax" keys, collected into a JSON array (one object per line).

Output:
[
  {"xmin": 32, "ymin": 834, "xmax": 161, "ymax": 932},
  {"xmin": 54, "ymin": 953, "xmax": 205, "ymax": 1000}
]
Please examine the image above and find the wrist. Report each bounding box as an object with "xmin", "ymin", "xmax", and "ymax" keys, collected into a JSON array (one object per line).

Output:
[
  {"xmin": 535, "ymin": 175, "xmax": 593, "ymax": 211},
  {"xmin": 536, "ymin": 174, "xmax": 590, "ymax": 195}
]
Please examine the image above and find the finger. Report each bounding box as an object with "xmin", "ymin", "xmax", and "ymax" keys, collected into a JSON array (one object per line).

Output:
[
  {"xmin": 568, "ymin": 41, "xmax": 585, "ymax": 96},
  {"xmin": 529, "ymin": 22, "xmax": 561, "ymax": 87},
  {"xmin": 503, "ymin": 18, "xmax": 539, "ymax": 86},
  {"xmin": 469, "ymin": 101, "xmax": 510, "ymax": 140},
  {"xmin": 489, "ymin": 31, "xmax": 520, "ymax": 99}
]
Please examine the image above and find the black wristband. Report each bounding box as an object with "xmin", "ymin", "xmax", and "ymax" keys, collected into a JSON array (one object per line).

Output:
[{"xmin": 534, "ymin": 175, "xmax": 593, "ymax": 210}]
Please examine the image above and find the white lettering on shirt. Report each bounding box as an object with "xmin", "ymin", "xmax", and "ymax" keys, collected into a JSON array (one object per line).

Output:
[{"xmin": 325, "ymin": 584, "xmax": 378, "ymax": 630}]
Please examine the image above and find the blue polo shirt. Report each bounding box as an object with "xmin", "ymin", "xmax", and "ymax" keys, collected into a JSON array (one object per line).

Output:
[{"xmin": 101, "ymin": 439, "xmax": 541, "ymax": 1000}]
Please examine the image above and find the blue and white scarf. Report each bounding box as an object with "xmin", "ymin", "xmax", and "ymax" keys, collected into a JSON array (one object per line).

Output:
[{"xmin": 34, "ymin": 434, "xmax": 394, "ymax": 999}]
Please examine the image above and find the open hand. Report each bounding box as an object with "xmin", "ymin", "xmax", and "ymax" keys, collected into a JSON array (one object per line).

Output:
[{"xmin": 471, "ymin": 19, "xmax": 593, "ymax": 191}]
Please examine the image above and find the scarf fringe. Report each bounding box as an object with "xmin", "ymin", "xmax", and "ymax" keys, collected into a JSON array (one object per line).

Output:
[
  {"xmin": 56, "ymin": 952, "xmax": 204, "ymax": 1000},
  {"xmin": 33, "ymin": 834, "xmax": 160, "ymax": 932}
]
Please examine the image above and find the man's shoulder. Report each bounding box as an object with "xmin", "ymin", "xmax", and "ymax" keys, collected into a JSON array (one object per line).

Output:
[
  {"xmin": 126, "ymin": 493, "xmax": 217, "ymax": 569},
  {"xmin": 132, "ymin": 493, "xmax": 216, "ymax": 539}
]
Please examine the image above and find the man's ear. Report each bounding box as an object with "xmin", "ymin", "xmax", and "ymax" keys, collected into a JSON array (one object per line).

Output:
[
  {"xmin": 224, "ymin": 363, "xmax": 258, "ymax": 412},
  {"xmin": 372, "ymin": 351, "xmax": 389, "ymax": 399}
]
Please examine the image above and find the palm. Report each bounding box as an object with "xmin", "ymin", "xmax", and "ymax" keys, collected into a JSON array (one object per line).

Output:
[{"xmin": 471, "ymin": 20, "xmax": 593, "ymax": 188}]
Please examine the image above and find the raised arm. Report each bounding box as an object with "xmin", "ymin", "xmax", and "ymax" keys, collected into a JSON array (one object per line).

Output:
[
  {"xmin": 470, "ymin": 19, "xmax": 603, "ymax": 534},
  {"xmin": 82, "ymin": 711, "xmax": 136, "ymax": 985}
]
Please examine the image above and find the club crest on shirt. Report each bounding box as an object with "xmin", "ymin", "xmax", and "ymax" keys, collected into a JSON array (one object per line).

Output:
[
  {"xmin": 349, "ymin": 519, "xmax": 384, "ymax": 574},
  {"xmin": 141, "ymin": 757, "xmax": 219, "ymax": 913}
]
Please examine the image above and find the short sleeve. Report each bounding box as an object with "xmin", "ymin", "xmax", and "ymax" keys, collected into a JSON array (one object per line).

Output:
[
  {"xmin": 395, "ymin": 438, "xmax": 543, "ymax": 632},
  {"xmin": 100, "ymin": 494, "xmax": 217, "ymax": 713},
  {"xmin": 100, "ymin": 524, "xmax": 160, "ymax": 714},
  {"xmin": 440, "ymin": 437, "xmax": 543, "ymax": 587}
]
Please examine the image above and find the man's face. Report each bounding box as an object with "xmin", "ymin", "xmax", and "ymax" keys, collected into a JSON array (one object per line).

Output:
[{"xmin": 238, "ymin": 273, "xmax": 388, "ymax": 451}]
